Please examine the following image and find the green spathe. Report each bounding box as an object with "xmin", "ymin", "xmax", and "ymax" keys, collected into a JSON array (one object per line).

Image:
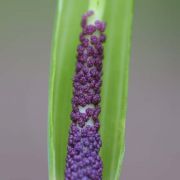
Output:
[{"xmin": 48, "ymin": 0, "xmax": 133, "ymax": 179}]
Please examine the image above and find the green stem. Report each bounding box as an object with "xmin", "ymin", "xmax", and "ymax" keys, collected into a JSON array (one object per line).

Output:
[{"xmin": 88, "ymin": 0, "xmax": 105, "ymax": 23}]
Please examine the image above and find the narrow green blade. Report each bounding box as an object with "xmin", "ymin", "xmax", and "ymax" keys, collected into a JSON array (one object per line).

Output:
[{"xmin": 48, "ymin": 0, "xmax": 133, "ymax": 179}]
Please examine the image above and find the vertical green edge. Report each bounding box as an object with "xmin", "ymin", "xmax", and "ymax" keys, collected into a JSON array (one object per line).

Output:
[{"xmin": 48, "ymin": 0, "xmax": 134, "ymax": 179}]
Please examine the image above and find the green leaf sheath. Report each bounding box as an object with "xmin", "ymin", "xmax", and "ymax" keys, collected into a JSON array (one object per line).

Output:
[{"xmin": 48, "ymin": 0, "xmax": 133, "ymax": 180}]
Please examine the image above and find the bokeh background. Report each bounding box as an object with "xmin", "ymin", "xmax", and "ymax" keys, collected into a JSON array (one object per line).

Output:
[{"xmin": 0, "ymin": 0, "xmax": 179, "ymax": 179}]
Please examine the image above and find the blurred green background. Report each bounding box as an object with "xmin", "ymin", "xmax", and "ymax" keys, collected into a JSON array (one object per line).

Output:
[{"xmin": 0, "ymin": 0, "xmax": 179, "ymax": 179}]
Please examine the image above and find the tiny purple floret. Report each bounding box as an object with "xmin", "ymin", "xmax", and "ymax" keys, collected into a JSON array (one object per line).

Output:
[{"xmin": 65, "ymin": 11, "xmax": 106, "ymax": 180}]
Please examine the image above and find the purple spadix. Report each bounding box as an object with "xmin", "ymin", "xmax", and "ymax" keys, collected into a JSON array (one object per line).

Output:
[{"xmin": 65, "ymin": 11, "xmax": 106, "ymax": 180}]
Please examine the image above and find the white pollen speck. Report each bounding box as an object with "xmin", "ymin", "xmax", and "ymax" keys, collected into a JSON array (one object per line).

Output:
[
  {"xmin": 78, "ymin": 104, "xmax": 95, "ymax": 113},
  {"xmin": 85, "ymin": 117, "xmax": 94, "ymax": 126}
]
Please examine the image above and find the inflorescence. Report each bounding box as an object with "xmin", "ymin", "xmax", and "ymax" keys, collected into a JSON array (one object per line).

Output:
[{"xmin": 65, "ymin": 11, "xmax": 106, "ymax": 180}]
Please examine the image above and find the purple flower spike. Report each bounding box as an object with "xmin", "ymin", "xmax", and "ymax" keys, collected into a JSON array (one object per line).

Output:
[{"xmin": 65, "ymin": 11, "xmax": 106, "ymax": 180}]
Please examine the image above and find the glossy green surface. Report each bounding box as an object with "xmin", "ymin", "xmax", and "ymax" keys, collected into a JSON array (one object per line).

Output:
[{"xmin": 48, "ymin": 0, "xmax": 133, "ymax": 179}]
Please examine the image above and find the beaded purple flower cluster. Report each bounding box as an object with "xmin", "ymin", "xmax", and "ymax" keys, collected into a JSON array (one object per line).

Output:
[{"xmin": 65, "ymin": 11, "xmax": 106, "ymax": 180}]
